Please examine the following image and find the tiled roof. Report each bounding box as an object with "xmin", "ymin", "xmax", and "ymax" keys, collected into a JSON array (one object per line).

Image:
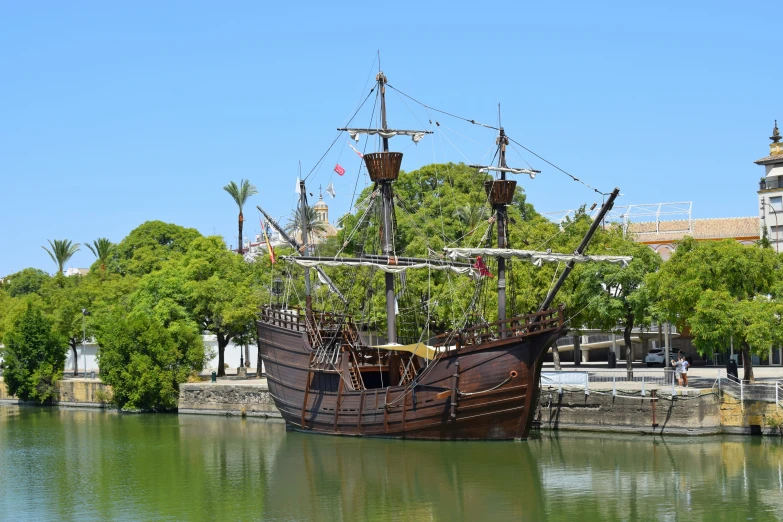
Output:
[
  {"xmin": 754, "ymin": 155, "xmax": 783, "ymax": 165},
  {"xmin": 628, "ymin": 217, "xmax": 759, "ymax": 243}
]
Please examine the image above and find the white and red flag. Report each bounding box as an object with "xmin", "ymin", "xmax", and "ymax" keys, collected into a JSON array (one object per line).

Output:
[
  {"xmin": 334, "ymin": 164, "xmax": 346, "ymax": 176},
  {"xmin": 347, "ymin": 141, "xmax": 364, "ymax": 158}
]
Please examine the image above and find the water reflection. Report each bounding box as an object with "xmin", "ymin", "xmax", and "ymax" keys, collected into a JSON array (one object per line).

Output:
[{"xmin": 1, "ymin": 406, "xmax": 783, "ymax": 521}]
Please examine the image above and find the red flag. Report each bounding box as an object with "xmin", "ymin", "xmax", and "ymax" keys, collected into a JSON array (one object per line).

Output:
[
  {"xmin": 334, "ymin": 164, "xmax": 345, "ymax": 176},
  {"xmin": 473, "ymin": 256, "xmax": 493, "ymax": 277}
]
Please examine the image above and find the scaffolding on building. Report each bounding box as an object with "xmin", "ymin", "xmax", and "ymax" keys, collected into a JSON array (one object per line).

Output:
[{"xmin": 542, "ymin": 201, "xmax": 693, "ymax": 238}]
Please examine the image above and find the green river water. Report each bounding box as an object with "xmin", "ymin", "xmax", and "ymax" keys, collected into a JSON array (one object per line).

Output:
[{"xmin": 1, "ymin": 406, "xmax": 782, "ymax": 521}]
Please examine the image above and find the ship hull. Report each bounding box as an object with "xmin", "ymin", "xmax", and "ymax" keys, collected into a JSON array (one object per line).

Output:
[{"xmin": 257, "ymin": 319, "xmax": 565, "ymax": 441}]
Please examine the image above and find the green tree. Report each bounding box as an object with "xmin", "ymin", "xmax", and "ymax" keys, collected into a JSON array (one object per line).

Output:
[
  {"xmin": 566, "ymin": 226, "xmax": 661, "ymax": 375},
  {"xmin": 42, "ymin": 239, "xmax": 80, "ymax": 274},
  {"xmin": 44, "ymin": 276, "xmax": 92, "ymax": 376},
  {"xmin": 3, "ymin": 268, "xmax": 50, "ymax": 297},
  {"xmin": 1, "ymin": 303, "xmax": 67, "ymax": 403},
  {"xmin": 94, "ymin": 309, "xmax": 205, "ymax": 410},
  {"xmin": 453, "ymin": 203, "xmax": 489, "ymax": 245},
  {"xmin": 110, "ymin": 221, "xmax": 202, "ymax": 276},
  {"xmin": 85, "ymin": 237, "xmax": 115, "ymax": 270},
  {"xmin": 133, "ymin": 236, "xmax": 261, "ymax": 377},
  {"xmin": 286, "ymin": 205, "xmax": 328, "ymax": 239},
  {"xmin": 648, "ymin": 238, "xmax": 781, "ymax": 381},
  {"xmin": 223, "ymin": 179, "xmax": 258, "ymax": 254}
]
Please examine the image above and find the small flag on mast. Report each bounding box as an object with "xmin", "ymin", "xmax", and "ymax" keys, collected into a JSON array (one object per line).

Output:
[
  {"xmin": 334, "ymin": 164, "xmax": 345, "ymax": 176},
  {"xmin": 348, "ymin": 142, "xmax": 364, "ymax": 158},
  {"xmin": 295, "ymin": 177, "xmax": 301, "ymax": 194},
  {"xmin": 326, "ymin": 181, "xmax": 336, "ymax": 198}
]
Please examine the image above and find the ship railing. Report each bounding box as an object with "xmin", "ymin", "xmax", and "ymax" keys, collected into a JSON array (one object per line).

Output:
[
  {"xmin": 260, "ymin": 306, "xmax": 306, "ymax": 331},
  {"xmin": 433, "ymin": 305, "xmax": 564, "ymax": 349}
]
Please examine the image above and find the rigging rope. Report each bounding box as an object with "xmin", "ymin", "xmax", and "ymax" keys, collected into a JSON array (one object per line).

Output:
[
  {"xmin": 304, "ymin": 86, "xmax": 375, "ymax": 181},
  {"xmin": 505, "ymin": 135, "xmax": 609, "ymax": 196}
]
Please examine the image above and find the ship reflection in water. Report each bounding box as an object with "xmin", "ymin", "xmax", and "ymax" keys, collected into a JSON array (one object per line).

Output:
[
  {"xmin": 263, "ymin": 427, "xmax": 783, "ymax": 521},
  {"xmin": 1, "ymin": 408, "xmax": 783, "ymax": 521}
]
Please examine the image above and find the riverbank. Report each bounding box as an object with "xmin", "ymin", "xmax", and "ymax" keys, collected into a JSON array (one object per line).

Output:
[
  {"xmin": 178, "ymin": 378, "xmax": 280, "ymax": 418},
  {"xmin": 174, "ymin": 377, "xmax": 783, "ymax": 437},
  {"xmin": 0, "ymin": 377, "xmax": 111, "ymax": 408},
  {"xmin": 3, "ymin": 373, "xmax": 781, "ymax": 436}
]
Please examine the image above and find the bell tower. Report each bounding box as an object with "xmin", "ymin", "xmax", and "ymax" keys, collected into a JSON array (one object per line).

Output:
[{"xmin": 756, "ymin": 121, "xmax": 783, "ymax": 251}]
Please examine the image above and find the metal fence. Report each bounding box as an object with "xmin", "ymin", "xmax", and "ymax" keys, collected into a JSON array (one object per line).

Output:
[
  {"xmin": 713, "ymin": 371, "xmax": 783, "ymax": 408},
  {"xmin": 541, "ymin": 369, "xmax": 675, "ymax": 397}
]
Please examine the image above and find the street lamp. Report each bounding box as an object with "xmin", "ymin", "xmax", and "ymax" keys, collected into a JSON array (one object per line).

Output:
[
  {"xmin": 81, "ymin": 308, "xmax": 90, "ymax": 378},
  {"xmin": 761, "ymin": 197, "xmax": 780, "ymax": 254},
  {"xmin": 272, "ymin": 277, "xmax": 284, "ymax": 307}
]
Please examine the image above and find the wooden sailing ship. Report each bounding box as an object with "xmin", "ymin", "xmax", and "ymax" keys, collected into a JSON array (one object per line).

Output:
[{"xmin": 256, "ymin": 71, "xmax": 628, "ymax": 440}]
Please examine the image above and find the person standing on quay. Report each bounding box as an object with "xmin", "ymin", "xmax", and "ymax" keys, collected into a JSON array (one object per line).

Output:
[
  {"xmin": 672, "ymin": 356, "xmax": 683, "ymax": 387},
  {"xmin": 681, "ymin": 355, "xmax": 689, "ymax": 387}
]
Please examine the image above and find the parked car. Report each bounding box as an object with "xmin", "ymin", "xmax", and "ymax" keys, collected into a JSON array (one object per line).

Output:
[
  {"xmin": 645, "ymin": 348, "xmax": 694, "ymax": 367},
  {"xmin": 644, "ymin": 348, "xmax": 667, "ymax": 367}
]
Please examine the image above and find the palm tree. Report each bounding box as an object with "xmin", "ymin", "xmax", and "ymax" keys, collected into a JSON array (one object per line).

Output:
[
  {"xmin": 85, "ymin": 238, "xmax": 115, "ymax": 270},
  {"xmin": 285, "ymin": 205, "xmax": 328, "ymax": 245},
  {"xmin": 454, "ymin": 203, "xmax": 488, "ymax": 244},
  {"xmin": 42, "ymin": 239, "xmax": 80, "ymax": 275},
  {"xmin": 223, "ymin": 179, "xmax": 258, "ymax": 254}
]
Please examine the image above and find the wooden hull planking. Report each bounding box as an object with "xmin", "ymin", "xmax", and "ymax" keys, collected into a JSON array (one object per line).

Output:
[{"xmin": 257, "ymin": 316, "xmax": 564, "ymax": 441}]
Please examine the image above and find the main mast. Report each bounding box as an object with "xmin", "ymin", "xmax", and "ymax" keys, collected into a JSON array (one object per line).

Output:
[
  {"xmin": 377, "ymin": 72, "xmax": 397, "ymax": 344},
  {"xmin": 339, "ymin": 72, "xmax": 431, "ymax": 344}
]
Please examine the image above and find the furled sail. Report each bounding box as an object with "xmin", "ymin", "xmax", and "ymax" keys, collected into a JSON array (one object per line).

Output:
[
  {"xmin": 282, "ymin": 256, "xmax": 479, "ymax": 276},
  {"xmin": 444, "ymin": 247, "xmax": 632, "ymax": 267},
  {"xmin": 339, "ymin": 128, "xmax": 433, "ymax": 143},
  {"xmin": 468, "ymin": 165, "xmax": 540, "ymax": 179}
]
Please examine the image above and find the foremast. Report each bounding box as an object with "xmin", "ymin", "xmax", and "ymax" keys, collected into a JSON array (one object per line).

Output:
[{"xmin": 299, "ymin": 180, "xmax": 313, "ymax": 324}]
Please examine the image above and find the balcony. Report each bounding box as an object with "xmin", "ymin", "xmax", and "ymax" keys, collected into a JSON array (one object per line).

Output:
[{"xmin": 760, "ymin": 178, "xmax": 783, "ymax": 190}]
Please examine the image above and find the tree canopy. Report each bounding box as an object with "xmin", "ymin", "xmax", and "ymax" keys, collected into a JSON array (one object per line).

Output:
[
  {"xmin": 648, "ymin": 238, "xmax": 783, "ymax": 381},
  {"xmin": 109, "ymin": 221, "xmax": 202, "ymax": 276}
]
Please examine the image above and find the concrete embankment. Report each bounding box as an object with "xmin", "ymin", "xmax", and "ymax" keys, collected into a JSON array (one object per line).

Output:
[
  {"xmin": 178, "ymin": 380, "xmax": 281, "ymax": 418},
  {"xmin": 536, "ymin": 386, "xmax": 783, "ymax": 436},
  {"xmin": 535, "ymin": 387, "xmax": 723, "ymax": 436},
  {"xmin": 0, "ymin": 377, "xmax": 112, "ymax": 408}
]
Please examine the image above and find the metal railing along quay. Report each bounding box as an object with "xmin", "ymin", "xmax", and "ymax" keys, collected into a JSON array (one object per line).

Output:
[
  {"xmin": 541, "ymin": 368, "xmax": 678, "ymax": 398},
  {"xmin": 714, "ymin": 371, "xmax": 783, "ymax": 408}
]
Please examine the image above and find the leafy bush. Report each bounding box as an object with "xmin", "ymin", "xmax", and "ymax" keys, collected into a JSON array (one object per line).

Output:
[
  {"xmin": 95, "ymin": 310, "xmax": 205, "ymax": 411},
  {"xmin": 1, "ymin": 303, "xmax": 66, "ymax": 403}
]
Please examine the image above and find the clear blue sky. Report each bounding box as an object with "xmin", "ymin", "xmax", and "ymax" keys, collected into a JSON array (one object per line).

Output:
[{"xmin": 0, "ymin": 1, "xmax": 777, "ymax": 275}]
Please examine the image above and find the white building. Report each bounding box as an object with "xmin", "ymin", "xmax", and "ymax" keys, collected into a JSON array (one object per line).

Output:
[
  {"xmin": 60, "ymin": 335, "xmax": 261, "ymax": 376},
  {"xmin": 756, "ymin": 121, "xmax": 783, "ymax": 249}
]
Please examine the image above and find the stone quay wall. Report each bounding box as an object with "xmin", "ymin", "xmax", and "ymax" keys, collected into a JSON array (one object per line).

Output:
[
  {"xmin": 535, "ymin": 387, "xmax": 723, "ymax": 436},
  {"xmin": 178, "ymin": 382, "xmax": 281, "ymax": 418},
  {"xmin": 0, "ymin": 378, "xmax": 112, "ymax": 408}
]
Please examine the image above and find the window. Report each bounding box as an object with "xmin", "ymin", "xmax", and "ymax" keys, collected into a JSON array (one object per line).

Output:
[
  {"xmin": 771, "ymin": 196, "xmax": 783, "ymax": 212},
  {"xmin": 770, "ymin": 225, "xmax": 783, "ymax": 241}
]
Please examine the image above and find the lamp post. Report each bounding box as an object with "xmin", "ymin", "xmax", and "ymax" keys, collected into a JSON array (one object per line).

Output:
[
  {"xmin": 761, "ymin": 197, "xmax": 780, "ymax": 254},
  {"xmin": 81, "ymin": 308, "xmax": 90, "ymax": 378},
  {"xmin": 272, "ymin": 277, "xmax": 284, "ymax": 308}
]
